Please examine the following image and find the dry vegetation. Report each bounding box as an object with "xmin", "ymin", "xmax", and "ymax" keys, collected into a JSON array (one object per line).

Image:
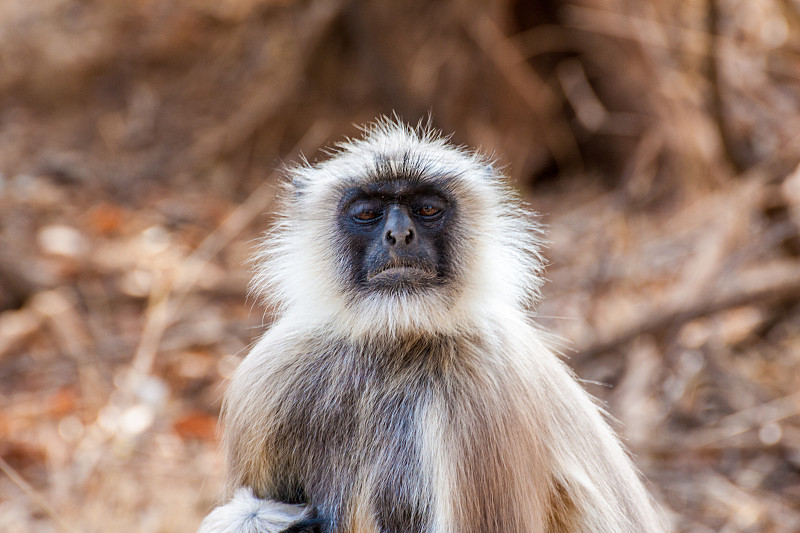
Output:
[{"xmin": 1, "ymin": 0, "xmax": 800, "ymax": 531}]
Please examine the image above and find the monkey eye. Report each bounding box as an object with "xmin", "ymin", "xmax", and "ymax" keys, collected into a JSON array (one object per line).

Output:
[
  {"xmin": 349, "ymin": 200, "xmax": 383, "ymax": 223},
  {"xmin": 412, "ymin": 194, "xmax": 446, "ymax": 220},
  {"xmin": 354, "ymin": 209, "xmax": 380, "ymax": 221},
  {"xmin": 416, "ymin": 205, "xmax": 440, "ymax": 217}
]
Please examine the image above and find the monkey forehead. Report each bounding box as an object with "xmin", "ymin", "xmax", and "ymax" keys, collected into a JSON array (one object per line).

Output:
[{"xmin": 290, "ymin": 130, "xmax": 501, "ymax": 210}]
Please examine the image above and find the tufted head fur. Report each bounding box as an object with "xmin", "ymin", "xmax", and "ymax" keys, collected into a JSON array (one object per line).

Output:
[{"xmin": 252, "ymin": 118, "xmax": 545, "ymax": 340}]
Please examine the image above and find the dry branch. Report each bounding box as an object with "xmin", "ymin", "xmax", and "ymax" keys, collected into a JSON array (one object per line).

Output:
[
  {"xmin": 0, "ymin": 456, "xmax": 79, "ymax": 533},
  {"xmin": 575, "ymin": 262, "xmax": 800, "ymax": 362},
  {"xmin": 462, "ymin": 11, "xmax": 582, "ymax": 171}
]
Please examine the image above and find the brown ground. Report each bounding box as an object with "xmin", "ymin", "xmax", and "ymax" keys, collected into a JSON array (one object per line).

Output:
[{"xmin": 1, "ymin": 1, "xmax": 800, "ymax": 531}]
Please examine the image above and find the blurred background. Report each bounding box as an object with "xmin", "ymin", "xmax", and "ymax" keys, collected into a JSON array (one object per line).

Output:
[{"xmin": 1, "ymin": 0, "xmax": 800, "ymax": 531}]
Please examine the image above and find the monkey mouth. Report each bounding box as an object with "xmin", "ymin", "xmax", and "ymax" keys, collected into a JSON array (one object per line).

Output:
[{"xmin": 368, "ymin": 263, "xmax": 437, "ymax": 285}]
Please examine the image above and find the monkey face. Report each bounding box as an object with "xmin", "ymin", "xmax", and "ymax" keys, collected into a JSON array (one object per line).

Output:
[{"xmin": 337, "ymin": 179, "xmax": 455, "ymax": 293}]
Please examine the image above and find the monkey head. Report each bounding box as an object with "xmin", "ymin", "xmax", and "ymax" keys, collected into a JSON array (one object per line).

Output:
[{"xmin": 252, "ymin": 119, "xmax": 545, "ymax": 339}]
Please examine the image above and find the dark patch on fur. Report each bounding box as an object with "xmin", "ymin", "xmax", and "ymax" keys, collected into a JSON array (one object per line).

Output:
[
  {"xmin": 283, "ymin": 506, "xmax": 327, "ymax": 533},
  {"xmin": 545, "ymin": 480, "xmax": 581, "ymax": 533},
  {"xmin": 257, "ymin": 334, "xmax": 472, "ymax": 532}
]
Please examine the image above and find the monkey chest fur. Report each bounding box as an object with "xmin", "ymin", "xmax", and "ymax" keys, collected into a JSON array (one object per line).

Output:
[{"xmin": 252, "ymin": 336, "xmax": 525, "ymax": 533}]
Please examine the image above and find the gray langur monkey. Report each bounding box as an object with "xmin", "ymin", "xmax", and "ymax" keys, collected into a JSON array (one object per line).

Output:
[{"xmin": 198, "ymin": 119, "xmax": 665, "ymax": 533}]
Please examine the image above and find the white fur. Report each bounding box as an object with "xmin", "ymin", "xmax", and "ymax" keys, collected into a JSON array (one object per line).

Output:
[{"xmin": 198, "ymin": 488, "xmax": 313, "ymax": 533}]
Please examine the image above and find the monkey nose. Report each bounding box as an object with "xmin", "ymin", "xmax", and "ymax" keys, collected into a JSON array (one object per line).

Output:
[
  {"xmin": 385, "ymin": 227, "xmax": 414, "ymax": 246},
  {"xmin": 384, "ymin": 208, "xmax": 415, "ymax": 247}
]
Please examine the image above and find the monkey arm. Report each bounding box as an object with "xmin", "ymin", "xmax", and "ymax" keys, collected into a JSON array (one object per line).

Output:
[
  {"xmin": 202, "ymin": 330, "xmax": 332, "ymax": 533},
  {"xmin": 197, "ymin": 487, "xmax": 323, "ymax": 533}
]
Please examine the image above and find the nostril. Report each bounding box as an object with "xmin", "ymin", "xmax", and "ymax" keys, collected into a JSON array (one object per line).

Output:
[
  {"xmin": 385, "ymin": 230, "xmax": 396, "ymax": 246},
  {"xmin": 405, "ymin": 229, "xmax": 414, "ymax": 245}
]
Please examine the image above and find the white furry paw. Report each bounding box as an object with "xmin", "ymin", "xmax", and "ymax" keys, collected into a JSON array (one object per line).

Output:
[{"xmin": 198, "ymin": 488, "xmax": 316, "ymax": 533}]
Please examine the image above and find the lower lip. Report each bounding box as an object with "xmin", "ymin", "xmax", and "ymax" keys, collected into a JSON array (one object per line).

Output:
[{"xmin": 369, "ymin": 266, "xmax": 435, "ymax": 284}]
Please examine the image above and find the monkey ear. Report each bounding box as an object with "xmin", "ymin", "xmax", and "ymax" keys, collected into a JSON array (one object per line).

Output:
[
  {"xmin": 481, "ymin": 162, "xmax": 499, "ymax": 182},
  {"xmin": 480, "ymin": 154, "xmax": 508, "ymax": 182},
  {"xmin": 288, "ymin": 176, "xmax": 310, "ymax": 202},
  {"xmin": 290, "ymin": 175, "xmax": 307, "ymax": 190},
  {"xmin": 286, "ymin": 160, "xmax": 312, "ymax": 197}
]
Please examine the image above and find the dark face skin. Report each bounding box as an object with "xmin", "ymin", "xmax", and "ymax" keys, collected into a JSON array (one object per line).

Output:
[{"xmin": 337, "ymin": 179, "xmax": 455, "ymax": 293}]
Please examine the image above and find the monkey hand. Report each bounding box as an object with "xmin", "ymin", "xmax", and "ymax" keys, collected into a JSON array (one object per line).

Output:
[{"xmin": 198, "ymin": 487, "xmax": 323, "ymax": 533}]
